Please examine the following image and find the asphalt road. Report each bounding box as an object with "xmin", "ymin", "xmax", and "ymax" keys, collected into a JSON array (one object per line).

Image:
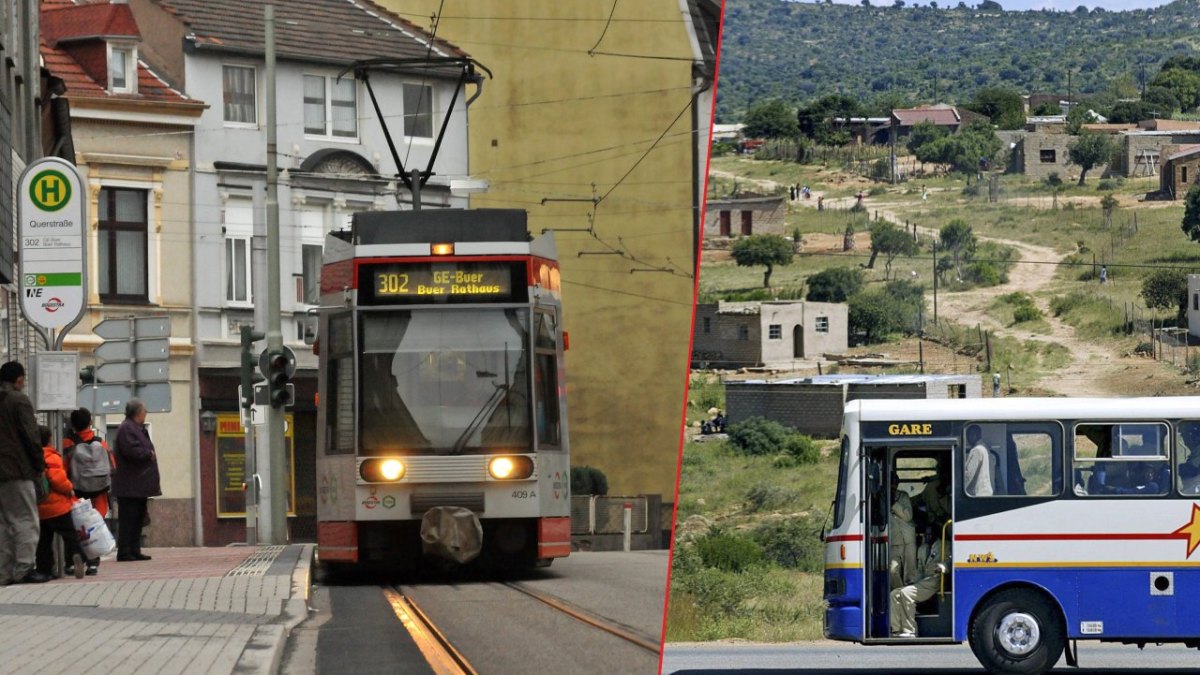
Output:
[
  {"xmin": 282, "ymin": 550, "xmax": 668, "ymax": 674},
  {"xmin": 662, "ymin": 642, "xmax": 1199, "ymax": 674}
]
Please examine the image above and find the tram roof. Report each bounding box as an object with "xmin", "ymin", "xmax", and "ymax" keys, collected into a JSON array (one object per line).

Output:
[
  {"xmin": 347, "ymin": 209, "xmax": 530, "ymax": 246},
  {"xmin": 849, "ymin": 396, "xmax": 1200, "ymax": 422}
]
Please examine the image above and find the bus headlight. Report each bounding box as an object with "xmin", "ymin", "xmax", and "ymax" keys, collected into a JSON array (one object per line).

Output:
[
  {"xmin": 360, "ymin": 458, "xmax": 406, "ymax": 482},
  {"xmin": 488, "ymin": 456, "xmax": 533, "ymax": 480}
]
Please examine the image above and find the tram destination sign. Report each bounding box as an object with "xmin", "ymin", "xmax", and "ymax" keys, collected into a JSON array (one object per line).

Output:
[
  {"xmin": 359, "ymin": 261, "xmax": 527, "ymax": 305},
  {"xmin": 17, "ymin": 157, "xmax": 87, "ymax": 331}
]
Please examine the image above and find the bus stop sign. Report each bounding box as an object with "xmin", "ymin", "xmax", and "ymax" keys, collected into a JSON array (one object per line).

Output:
[{"xmin": 17, "ymin": 157, "xmax": 87, "ymax": 331}]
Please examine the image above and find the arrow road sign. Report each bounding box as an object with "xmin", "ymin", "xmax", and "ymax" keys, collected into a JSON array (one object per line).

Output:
[
  {"xmin": 95, "ymin": 361, "xmax": 170, "ymax": 384},
  {"xmin": 77, "ymin": 382, "xmax": 172, "ymax": 415},
  {"xmin": 93, "ymin": 338, "xmax": 170, "ymax": 362},
  {"xmin": 94, "ymin": 316, "xmax": 171, "ymax": 340}
]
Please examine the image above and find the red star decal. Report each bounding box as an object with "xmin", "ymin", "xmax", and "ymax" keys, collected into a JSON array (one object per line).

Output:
[{"xmin": 1172, "ymin": 503, "xmax": 1200, "ymax": 558}]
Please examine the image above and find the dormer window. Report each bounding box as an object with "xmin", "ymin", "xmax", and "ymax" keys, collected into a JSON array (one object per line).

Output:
[{"xmin": 108, "ymin": 44, "xmax": 136, "ymax": 94}]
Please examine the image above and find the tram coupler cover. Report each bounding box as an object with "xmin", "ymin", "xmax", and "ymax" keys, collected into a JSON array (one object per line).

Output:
[{"xmin": 420, "ymin": 507, "xmax": 483, "ymax": 564}]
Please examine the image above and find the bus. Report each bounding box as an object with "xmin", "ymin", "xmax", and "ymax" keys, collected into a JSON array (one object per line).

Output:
[
  {"xmin": 313, "ymin": 208, "xmax": 571, "ymax": 570},
  {"xmin": 824, "ymin": 397, "xmax": 1200, "ymax": 674}
]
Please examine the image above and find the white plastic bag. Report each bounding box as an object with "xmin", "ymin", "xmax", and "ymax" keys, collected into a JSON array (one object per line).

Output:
[{"xmin": 70, "ymin": 499, "xmax": 116, "ymax": 559}]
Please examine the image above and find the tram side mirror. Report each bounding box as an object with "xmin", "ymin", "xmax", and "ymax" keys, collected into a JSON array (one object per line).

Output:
[{"xmin": 867, "ymin": 462, "xmax": 882, "ymax": 494}]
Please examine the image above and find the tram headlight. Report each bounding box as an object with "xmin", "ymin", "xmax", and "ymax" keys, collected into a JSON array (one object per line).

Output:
[
  {"xmin": 360, "ymin": 458, "xmax": 406, "ymax": 482},
  {"xmin": 488, "ymin": 455, "xmax": 534, "ymax": 480}
]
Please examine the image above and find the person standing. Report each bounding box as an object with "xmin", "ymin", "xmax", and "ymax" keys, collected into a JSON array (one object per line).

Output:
[
  {"xmin": 112, "ymin": 399, "xmax": 160, "ymax": 561},
  {"xmin": 35, "ymin": 425, "xmax": 85, "ymax": 579},
  {"xmin": 64, "ymin": 408, "xmax": 113, "ymax": 575},
  {"xmin": 964, "ymin": 424, "xmax": 994, "ymax": 497},
  {"xmin": 0, "ymin": 361, "xmax": 50, "ymax": 584}
]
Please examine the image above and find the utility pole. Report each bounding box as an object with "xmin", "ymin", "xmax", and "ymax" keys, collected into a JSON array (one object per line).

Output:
[{"xmin": 262, "ymin": 4, "xmax": 288, "ymax": 545}]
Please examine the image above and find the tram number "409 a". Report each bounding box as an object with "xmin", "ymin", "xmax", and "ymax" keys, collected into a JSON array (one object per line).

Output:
[{"xmin": 511, "ymin": 490, "xmax": 536, "ymax": 499}]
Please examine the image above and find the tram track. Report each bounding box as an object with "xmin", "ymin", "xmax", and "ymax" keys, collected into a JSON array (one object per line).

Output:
[{"xmin": 389, "ymin": 580, "xmax": 661, "ymax": 674}]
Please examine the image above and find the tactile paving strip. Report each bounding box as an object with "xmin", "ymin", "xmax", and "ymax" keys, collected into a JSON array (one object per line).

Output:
[{"xmin": 225, "ymin": 545, "xmax": 286, "ymax": 577}]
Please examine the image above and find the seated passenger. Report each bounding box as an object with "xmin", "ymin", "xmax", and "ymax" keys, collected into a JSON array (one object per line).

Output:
[{"xmin": 889, "ymin": 492, "xmax": 917, "ymax": 591}]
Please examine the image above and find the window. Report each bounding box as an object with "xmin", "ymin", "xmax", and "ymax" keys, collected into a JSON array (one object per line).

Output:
[
  {"xmin": 403, "ymin": 83, "xmax": 433, "ymax": 138},
  {"xmin": 1073, "ymin": 423, "xmax": 1169, "ymax": 497},
  {"xmin": 223, "ymin": 65, "xmax": 256, "ymax": 124},
  {"xmin": 225, "ymin": 237, "xmax": 252, "ymax": 303},
  {"xmin": 1039, "ymin": 149, "xmax": 1056, "ymax": 163},
  {"xmin": 304, "ymin": 75, "xmax": 356, "ymax": 138},
  {"xmin": 768, "ymin": 324, "xmax": 782, "ymax": 340},
  {"xmin": 816, "ymin": 316, "xmax": 830, "ymax": 333},
  {"xmin": 301, "ymin": 244, "xmax": 322, "ymax": 305},
  {"xmin": 109, "ymin": 46, "xmax": 134, "ymax": 93},
  {"xmin": 737, "ymin": 324, "xmax": 749, "ymax": 340},
  {"xmin": 97, "ymin": 188, "xmax": 148, "ymax": 303},
  {"xmin": 223, "ymin": 198, "xmax": 253, "ymax": 305},
  {"xmin": 703, "ymin": 317, "xmax": 711, "ymax": 334},
  {"xmin": 325, "ymin": 314, "xmax": 355, "ymax": 455},
  {"xmin": 534, "ymin": 311, "xmax": 562, "ymax": 448},
  {"xmin": 1177, "ymin": 421, "xmax": 1200, "ymax": 495},
  {"xmin": 1184, "ymin": 166, "xmax": 1190, "ymax": 184},
  {"xmin": 1194, "ymin": 293, "xmax": 1199, "ymax": 312},
  {"xmin": 964, "ymin": 422, "xmax": 1061, "ymax": 497}
]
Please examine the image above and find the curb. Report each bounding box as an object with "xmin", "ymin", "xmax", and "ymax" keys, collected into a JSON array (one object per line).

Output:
[{"xmin": 237, "ymin": 543, "xmax": 316, "ymax": 674}]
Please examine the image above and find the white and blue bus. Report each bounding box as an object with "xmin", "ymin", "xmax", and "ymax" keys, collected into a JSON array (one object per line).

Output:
[{"xmin": 824, "ymin": 397, "xmax": 1200, "ymax": 674}]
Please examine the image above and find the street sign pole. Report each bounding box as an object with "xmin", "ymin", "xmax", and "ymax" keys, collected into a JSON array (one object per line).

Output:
[{"xmin": 18, "ymin": 156, "xmax": 88, "ymax": 454}]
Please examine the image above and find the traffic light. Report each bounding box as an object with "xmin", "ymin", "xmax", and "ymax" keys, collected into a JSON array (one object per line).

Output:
[
  {"xmin": 264, "ymin": 347, "xmax": 296, "ymax": 408},
  {"xmin": 239, "ymin": 326, "xmax": 266, "ymax": 410},
  {"xmin": 79, "ymin": 365, "xmax": 96, "ymax": 386}
]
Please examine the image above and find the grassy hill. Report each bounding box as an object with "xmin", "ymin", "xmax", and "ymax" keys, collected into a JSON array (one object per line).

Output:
[{"xmin": 717, "ymin": 0, "xmax": 1200, "ymax": 120}]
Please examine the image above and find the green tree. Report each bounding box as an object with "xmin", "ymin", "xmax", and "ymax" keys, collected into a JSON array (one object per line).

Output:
[
  {"xmin": 806, "ymin": 266, "xmax": 865, "ymax": 302},
  {"xmin": 1141, "ymin": 269, "xmax": 1188, "ymax": 320},
  {"xmin": 867, "ymin": 221, "xmax": 918, "ymax": 279},
  {"xmin": 1143, "ymin": 86, "xmax": 1181, "ymax": 116},
  {"xmin": 1100, "ymin": 193, "xmax": 1118, "ymax": 226},
  {"xmin": 1067, "ymin": 131, "xmax": 1118, "ymax": 186},
  {"xmin": 1181, "ymin": 183, "xmax": 1200, "ymax": 242},
  {"xmin": 905, "ymin": 120, "xmax": 949, "ymax": 157},
  {"xmin": 979, "ymin": 0, "xmax": 1002, "ymax": 9},
  {"xmin": 731, "ymin": 234, "xmax": 795, "ymax": 288},
  {"xmin": 1106, "ymin": 100, "xmax": 1158, "ymax": 124},
  {"xmin": 939, "ymin": 218, "xmax": 976, "ymax": 276},
  {"xmin": 797, "ymin": 94, "xmax": 863, "ymax": 141},
  {"xmin": 848, "ymin": 280, "xmax": 923, "ymax": 343},
  {"xmin": 1150, "ymin": 67, "xmax": 1200, "ymax": 112},
  {"xmin": 919, "ymin": 120, "xmax": 1001, "ymax": 176},
  {"xmin": 966, "ymin": 87, "xmax": 1025, "ymax": 130},
  {"xmin": 1030, "ymin": 101, "xmax": 1060, "ymax": 116},
  {"xmin": 742, "ymin": 99, "xmax": 800, "ymax": 139}
]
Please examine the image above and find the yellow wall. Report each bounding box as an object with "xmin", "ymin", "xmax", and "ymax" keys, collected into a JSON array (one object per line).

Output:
[{"xmin": 384, "ymin": 1, "xmax": 699, "ymax": 498}]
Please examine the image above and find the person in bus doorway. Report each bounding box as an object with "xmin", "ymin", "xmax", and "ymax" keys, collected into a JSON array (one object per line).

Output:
[
  {"xmin": 890, "ymin": 537, "xmax": 949, "ymax": 637},
  {"xmin": 889, "ymin": 492, "xmax": 917, "ymax": 591},
  {"xmin": 917, "ymin": 462, "xmax": 950, "ymax": 535},
  {"xmin": 964, "ymin": 425, "xmax": 994, "ymax": 497},
  {"xmin": 112, "ymin": 399, "xmax": 160, "ymax": 562}
]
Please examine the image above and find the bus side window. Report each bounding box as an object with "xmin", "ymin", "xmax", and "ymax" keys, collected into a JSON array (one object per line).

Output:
[
  {"xmin": 1178, "ymin": 421, "xmax": 1200, "ymax": 495},
  {"xmin": 1075, "ymin": 423, "xmax": 1169, "ymax": 497}
]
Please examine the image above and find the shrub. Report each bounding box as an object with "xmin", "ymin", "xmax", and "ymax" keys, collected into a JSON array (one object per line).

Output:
[
  {"xmin": 727, "ymin": 417, "xmax": 795, "ymax": 456},
  {"xmin": 1013, "ymin": 304, "xmax": 1042, "ymax": 323},
  {"xmin": 570, "ymin": 466, "xmax": 608, "ymax": 495},
  {"xmin": 961, "ymin": 183, "xmax": 981, "ymax": 197},
  {"xmin": 745, "ymin": 484, "xmax": 801, "ymax": 513},
  {"xmin": 1050, "ymin": 291, "xmax": 1088, "ymax": 317},
  {"xmin": 1134, "ymin": 341, "xmax": 1154, "ymax": 356},
  {"xmin": 965, "ymin": 260, "xmax": 1002, "ymax": 286},
  {"xmin": 867, "ymin": 185, "xmax": 888, "ymax": 196},
  {"xmin": 782, "ymin": 434, "xmax": 821, "ymax": 465},
  {"xmin": 695, "ymin": 532, "xmax": 765, "ymax": 572},
  {"xmin": 806, "ymin": 266, "xmax": 865, "ymax": 302},
  {"xmin": 752, "ymin": 518, "xmax": 824, "ymax": 572}
]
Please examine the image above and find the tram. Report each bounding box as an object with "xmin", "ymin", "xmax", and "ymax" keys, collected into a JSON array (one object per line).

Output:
[{"xmin": 313, "ymin": 208, "xmax": 571, "ymax": 569}]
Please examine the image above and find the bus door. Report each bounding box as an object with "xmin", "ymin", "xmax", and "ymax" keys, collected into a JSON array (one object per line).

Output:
[{"xmin": 861, "ymin": 437, "xmax": 956, "ymax": 642}]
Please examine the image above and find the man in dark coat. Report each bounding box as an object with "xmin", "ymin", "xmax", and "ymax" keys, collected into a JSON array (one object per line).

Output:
[
  {"xmin": 112, "ymin": 398, "xmax": 161, "ymax": 561},
  {"xmin": 0, "ymin": 362, "xmax": 50, "ymax": 584}
]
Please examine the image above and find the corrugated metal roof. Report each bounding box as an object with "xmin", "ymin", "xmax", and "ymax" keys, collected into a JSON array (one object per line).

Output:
[
  {"xmin": 155, "ymin": 0, "xmax": 469, "ymax": 70},
  {"xmin": 729, "ymin": 374, "xmax": 976, "ymax": 386},
  {"xmin": 1166, "ymin": 144, "xmax": 1200, "ymax": 162}
]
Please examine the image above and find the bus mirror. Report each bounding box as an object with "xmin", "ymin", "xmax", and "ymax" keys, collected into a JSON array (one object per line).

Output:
[{"xmin": 563, "ymin": 331, "xmax": 569, "ymax": 351}]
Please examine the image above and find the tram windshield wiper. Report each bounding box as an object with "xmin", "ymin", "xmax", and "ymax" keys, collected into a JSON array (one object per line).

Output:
[{"xmin": 450, "ymin": 382, "xmax": 507, "ymax": 455}]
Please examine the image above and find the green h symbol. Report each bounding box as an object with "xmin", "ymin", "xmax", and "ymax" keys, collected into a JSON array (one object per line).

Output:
[{"xmin": 39, "ymin": 180, "xmax": 60, "ymax": 203}]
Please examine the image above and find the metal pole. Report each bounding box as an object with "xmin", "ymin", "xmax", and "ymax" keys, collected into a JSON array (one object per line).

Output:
[
  {"xmin": 264, "ymin": 5, "xmax": 288, "ymax": 545},
  {"xmin": 623, "ymin": 502, "xmax": 632, "ymax": 552}
]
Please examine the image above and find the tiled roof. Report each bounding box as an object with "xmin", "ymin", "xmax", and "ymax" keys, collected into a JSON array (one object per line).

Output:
[
  {"xmin": 40, "ymin": 2, "xmax": 192, "ymax": 105},
  {"xmin": 154, "ymin": 0, "xmax": 469, "ymax": 70},
  {"xmin": 41, "ymin": 2, "xmax": 140, "ymax": 44}
]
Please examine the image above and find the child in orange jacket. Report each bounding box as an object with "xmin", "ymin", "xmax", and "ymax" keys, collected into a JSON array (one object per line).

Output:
[{"xmin": 35, "ymin": 425, "xmax": 85, "ymax": 579}]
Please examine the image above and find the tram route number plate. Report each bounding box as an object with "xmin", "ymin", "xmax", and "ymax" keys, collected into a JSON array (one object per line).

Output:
[{"xmin": 371, "ymin": 262, "xmax": 512, "ymax": 299}]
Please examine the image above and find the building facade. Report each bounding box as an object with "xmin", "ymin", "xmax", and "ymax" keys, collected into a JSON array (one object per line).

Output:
[
  {"xmin": 692, "ymin": 301, "xmax": 848, "ymax": 369},
  {"xmin": 42, "ymin": 0, "xmax": 206, "ymax": 545}
]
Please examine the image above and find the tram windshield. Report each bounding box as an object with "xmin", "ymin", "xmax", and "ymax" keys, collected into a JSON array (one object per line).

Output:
[{"xmin": 359, "ymin": 308, "xmax": 532, "ymax": 455}]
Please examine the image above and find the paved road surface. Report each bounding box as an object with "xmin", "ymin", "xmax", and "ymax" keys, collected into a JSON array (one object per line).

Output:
[{"xmin": 663, "ymin": 642, "xmax": 1199, "ymax": 674}]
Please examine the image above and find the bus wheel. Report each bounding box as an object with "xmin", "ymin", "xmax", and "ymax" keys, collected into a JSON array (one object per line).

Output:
[{"xmin": 969, "ymin": 589, "xmax": 1064, "ymax": 675}]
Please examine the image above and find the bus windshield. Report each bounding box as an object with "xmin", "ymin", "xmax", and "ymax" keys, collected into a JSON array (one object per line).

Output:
[{"xmin": 359, "ymin": 308, "xmax": 532, "ymax": 455}]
